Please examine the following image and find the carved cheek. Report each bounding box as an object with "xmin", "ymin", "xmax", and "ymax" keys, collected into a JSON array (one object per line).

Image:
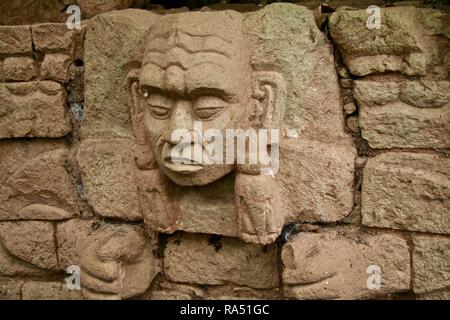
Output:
[
  {"xmin": 143, "ymin": 111, "xmax": 166, "ymax": 149},
  {"xmin": 227, "ymin": 102, "xmax": 247, "ymax": 127}
]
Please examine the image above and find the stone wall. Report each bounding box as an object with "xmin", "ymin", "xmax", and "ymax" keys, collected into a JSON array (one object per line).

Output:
[{"xmin": 0, "ymin": 1, "xmax": 449, "ymax": 300}]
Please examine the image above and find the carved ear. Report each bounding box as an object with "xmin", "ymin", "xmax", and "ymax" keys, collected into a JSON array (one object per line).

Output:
[
  {"xmin": 127, "ymin": 69, "xmax": 142, "ymax": 120},
  {"xmin": 127, "ymin": 70, "xmax": 156, "ymax": 170},
  {"xmin": 251, "ymin": 71, "xmax": 286, "ymax": 130}
]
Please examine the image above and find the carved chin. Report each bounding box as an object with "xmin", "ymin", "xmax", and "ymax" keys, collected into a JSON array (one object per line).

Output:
[{"xmin": 160, "ymin": 163, "xmax": 234, "ymax": 186}]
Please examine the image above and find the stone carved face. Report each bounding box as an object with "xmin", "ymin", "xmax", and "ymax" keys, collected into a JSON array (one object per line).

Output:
[{"xmin": 130, "ymin": 11, "xmax": 284, "ymax": 186}]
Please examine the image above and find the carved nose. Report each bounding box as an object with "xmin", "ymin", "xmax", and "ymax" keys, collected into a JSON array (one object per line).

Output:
[{"xmin": 168, "ymin": 100, "xmax": 194, "ymax": 145}]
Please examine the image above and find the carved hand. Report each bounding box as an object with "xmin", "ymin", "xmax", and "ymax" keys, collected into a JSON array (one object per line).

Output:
[{"xmin": 80, "ymin": 225, "xmax": 156, "ymax": 300}]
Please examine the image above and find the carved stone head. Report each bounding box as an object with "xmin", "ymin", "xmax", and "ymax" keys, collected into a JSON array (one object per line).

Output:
[{"xmin": 129, "ymin": 11, "xmax": 284, "ymax": 186}]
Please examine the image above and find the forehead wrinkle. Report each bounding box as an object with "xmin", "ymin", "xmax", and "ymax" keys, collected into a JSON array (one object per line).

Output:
[
  {"xmin": 145, "ymin": 33, "xmax": 235, "ymax": 58},
  {"xmin": 143, "ymin": 49, "xmax": 232, "ymax": 70}
]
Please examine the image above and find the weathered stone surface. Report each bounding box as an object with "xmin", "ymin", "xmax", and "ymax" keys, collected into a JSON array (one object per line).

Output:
[
  {"xmin": 82, "ymin": 10, "xmax": 158, "ymax": 139},
  {"xmin": 244, "ymin": 4, "xmax": 349, "ymax": 142},
  {"xmin": 204, "ymin": 285, "xmax": 282, "ymax": 300},
  {"xmin": 0, "ymin": 221, "xmax": 58, "ymax": 271},
  {"xmin": 78, "ymin": 0, "xmax": 137, "ymax": 18},
  {"xmin": 416, "ymin": 289, "xmax": 450, "ymax": 300},
  {"xmin": 0, "ymin": 81, "xmax": 71, "ymax": 138},
  {"xmin": 0, "ymin": 141, "xmax": 79, "ymax": 221},
  {"xmin": 56, "ymin": 219, "xmax": 98, "ymax": 270},
  {"xmin": 0, "ymin": 0, "xmax": 146, "ymax": 25},
  {"xmin": 143, "ymin": 279, "xmax": 205, "ymax": 300},
  {"xmin": 3, "ymin": 57, "xmax": 37, "ymax": 81},
  {"xmin": 344, "ymin": 101, "xmax": 357, "ymax": 115},
  {"xmin": 413, "ymin": 234, "xmax": 450, "ymax": 294},
  {"xmin": 0, "ymin": 243, "xmax": 49, "ymax": 277},
  {"xmin": 77, "ymin": 139, "xmax": 142, "ymax": 221},
  {"xmin": 22, "ymin": 281, "xmax": 82, "ymax": 300},
  {"xmin": 362, "ymin": 152, "xmax": 450, "ymax": 234},
  {"xmin": 164, "ymin": 233, "xmax": 279, "ymax": 289},
  {"xmin": 282, "ymin": 227, "xmax": 410, "ymax": 299},
  {"xmin": 0, "ymin": 25, "xmax": 32, "ymax": 54},
  {"xmin": 170, "ymin": 173, "xmax": 237, "ymax": 237},
  {"xmin": 41, "ymin": 54, "xmax": 72, "ymax": 82},
  {"xmin": 0, "ymin": 278, "xmax": 23, "ymax": 300},
  {"xmin": 280, "ymin": 138, "xmax": 356, "ymax": 223},
  {"xmin": 356, "ymin": 80, "xmax": 450, "ymax": 149},
  {"xmin": 31, "ymin": 23, "xmax": 75, "ymax": 52},
  {"xmin": 329, "ymin": 7, "xmax": 449, "ymax": 76},
  {"xmin": 80, "ymin": 225, "xmax": 158, "ymax": 299}
]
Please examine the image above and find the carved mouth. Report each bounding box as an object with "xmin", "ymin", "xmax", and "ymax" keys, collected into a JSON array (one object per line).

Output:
[
  {"xmin": 166, "ymin": 156, "xmax": 202, "ymax": 165},
  {"xmin": 163, "ymin": 162, "xmax": 204, "ymax": 173},
  {"xmin": 163, "ymin": 156, "xmax": 203, "ymax": 173}
]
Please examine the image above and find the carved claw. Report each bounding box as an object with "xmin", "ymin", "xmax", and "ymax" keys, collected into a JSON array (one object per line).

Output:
[
  {"xmin": 235, "ymin": 173, "xmax": 283, "ymax": 245},
  {"xmin": 135, "ymin": 169, "xmax": 181, "ymax": 233}
]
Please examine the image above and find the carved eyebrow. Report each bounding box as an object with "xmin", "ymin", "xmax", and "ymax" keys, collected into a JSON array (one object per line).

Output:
[
  {"xmin": 188, "ymin": 87, "xmax": 234, "ymax": 101},
  {"xmin": 139, "ymin": 83, "xmax": 165, "ymax": 95}
]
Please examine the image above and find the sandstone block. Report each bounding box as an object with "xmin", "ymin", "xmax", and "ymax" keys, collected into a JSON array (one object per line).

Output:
[
  {"xmin": 355, "ymin": 80, "xmax": 450, "ymax": 149},
  {"xmin": 56, "ymin": 219, "xmax": 98, "ymax": 270},
  {"xmin": 3, "ymin": 56, "xmax": 37, "ymax": 81},
  {"xmin": 31, "ymin": 23, "xmax": 75, "ymax": 52},
  {"xmin": 0, "ymin": 278, "xmax": 23, "ymax": 300},
  {"xmin": 0, "ymin": 141, "xmax": 79, "ymax": 221},
  {"xmin": 416, "ymin": 289, "xmax": 450, "ymax": 300},
  {"xmin": 282, "ymin": 227, "xmax": 410, "ymax": 299},
  {"xmin": 0, "ymin": 81, "xmax": 71, "ymax": 138},
  {"xmin": 167, "ymin": 173, "xmax": 238, "ymax": 237},
  {"xmin": 413, "ymin": 234, "xmax": 450, "ymax": 294},
  {"xmin": 77, "ymin": 139, "xmax": 142, "ymax": 221},
  {"xmin": 244, "ymin": 4, "xmax": 349, "ymax": 142},
  {"xmin": 0, "ymin": 243, "xmax": 49, "ymax": 277},
  {"xmin": 22, "ymin": 281, "xmax": 82, "ymax": 300},
  {"xmin": 204, "ymin": 285, "xmax": 282, "ymax": 300},
  {"xmin": 280, "ymin": 138, "xmax": 356, "ymax": 223},
  {"xmin": 0, "ymin": 26, "xmax": 32, "ymax": 54},
  {"xmin": 144, "ymin": 280, "xmax": 205, "ymax": 300},
  {"xmin": 0, "ymin": 221, "xmax": 59, "ymax": 271},
  {"xmin": 78, "ymin": 0, "xmax": 136, "ymax": 18},
  {"xmin": 82, "ymin": 10, "xmax": 158, "ymax": 139},
  {"xmin": 41, "ymin": 53, "xmax": 72, "ymax": 82},
  {"xmin": 362, "ymin": 152, "xmax": 450, "ymax": 234},
  {"xmin": 329, "ymin": 7, "xmax": 449, "ymax": 76},
  {"xmin": 164, "ymin": 233, "xmax": 279, "ymax": 289}
]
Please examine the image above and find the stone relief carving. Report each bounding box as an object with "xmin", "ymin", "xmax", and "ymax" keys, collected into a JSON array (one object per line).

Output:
[
  {"xmin": 127, "ymin": 12, "xmax": 285, "ymax": 244},
  {"xmin": 76, "ymin": 5, "xmax": 356, "ymax": 299},
  {"xmin": 2, "ymin": 1, "xmax": 447, "ymax": 301}
]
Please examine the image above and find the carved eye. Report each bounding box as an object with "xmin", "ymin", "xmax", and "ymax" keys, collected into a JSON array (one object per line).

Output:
[
  {"xmin": 143, "ymin": 91, "xmax": 172, "ymax": 119},
  {"xmin": 194, "ymin": 96, "xmax": 227, "ymax": 120}
]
